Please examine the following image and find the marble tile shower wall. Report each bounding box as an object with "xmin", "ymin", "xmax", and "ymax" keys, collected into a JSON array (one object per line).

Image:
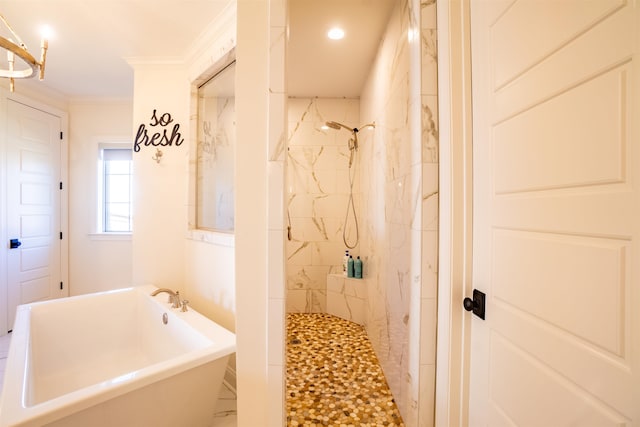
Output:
[
  {"xmin": 282, "ymin": 0, "xmax": 437, "ymax": 425},
  {"xmin": 418, "ymin": 1, "xmax": 439, "ymax": 426},
  {"xmin": 358, "ymin": 0, "xmax": 438, "ymax": 426},
  {"xmin": 358, "ymin": 1, "xmax": 413, "ymax": 421},
  {"xmin": 286, "ymin": 98, "xmax": 361, "ymax": 313},
  {"xmin": 267, "ymin": 0, "xmax": 287, "ymax": 424}
]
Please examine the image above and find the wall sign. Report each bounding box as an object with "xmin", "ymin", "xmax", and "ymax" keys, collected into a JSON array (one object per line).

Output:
[{"xmin": 133, "ymin": 109, "xmax": 185, "ymax": 153}]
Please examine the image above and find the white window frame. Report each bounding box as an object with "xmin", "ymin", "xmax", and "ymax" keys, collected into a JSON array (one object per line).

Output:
[{"xmin": 90, "ymin": 140, "xmax": 133, "ymax": 240}]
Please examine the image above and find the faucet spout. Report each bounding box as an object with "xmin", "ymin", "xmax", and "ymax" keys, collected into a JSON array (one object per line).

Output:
[{"xmin": 150, "ymin": 288, "xmax": 181, "ymax": 308}]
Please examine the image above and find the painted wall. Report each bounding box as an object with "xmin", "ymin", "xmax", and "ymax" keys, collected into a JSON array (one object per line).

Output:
[
  {"xmin": 2, "ymin": 4, "xmax": 281, "ymax": 423},
  {"xmin": 116, "ymin": 1, "xmax": 288, "ymax": 424},
  {"xmin": 0, "ymin": 80, "xmax": 68, "ymax": 113},
  {"xmin": 235, "ymin": 0, "xmax": 287, "ymax": 424},
  {"xmin": 183, "ymin": 239, "xmax": 235, "ymax": 332},
  {"xmin": 183, "ymin": 4, "xmax": 238, "ymax": 337},
  {"xmin": 130, "ymin": 63, "xmax": 189, "ymax": 290},
  {"xmin": 125, "ymin": 3, "xmax": 239, "ymax": 400},
  {"xmin": 129, "ymin": 57, "xmax": 238, "ymax": 364},
  {"xmin": 129, "ymin": 3, "xmax": 238, "ymax": 335},
  {"xmin": 286, "ymin": 98, "xmax": 360, "ymax": 313},
  {"xmin": 359, "ymin": 0, "xmax": 438, "ymax": 425},
  {"xmin": 68, "ymin": 100, "xmax": 133, "ymax": 296},
  {"xmin": 235, "ymin": 1, "xmax": 269, "ymax": 424}
]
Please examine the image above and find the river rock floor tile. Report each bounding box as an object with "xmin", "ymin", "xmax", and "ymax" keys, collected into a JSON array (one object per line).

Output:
[{"xmin": 286, "ymin": 313, "xmax": 404, "ymax": 427}]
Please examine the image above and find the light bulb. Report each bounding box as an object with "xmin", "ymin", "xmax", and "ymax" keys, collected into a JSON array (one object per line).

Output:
[
  {"xmin": 327, "ymin": 27, "xmax": 344, "ymax": 40},
  {"xmin": 39, "ymin": 24, "xmax": 54, "ymax": 40}
]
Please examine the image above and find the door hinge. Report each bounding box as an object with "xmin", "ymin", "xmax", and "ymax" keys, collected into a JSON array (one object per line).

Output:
[
  {"xmin": 59, "ymin": 182, "xmax": 63, "ymax": 190},
  {"xmin": 60, "ymin": 131, "xmax": 63, "ymax": 140},
  {"xmin": 60, "ymin": 282, "xmax": 64, "ymax": 290},
  {"xmin": 59, "ymin": 232, "xmax": 63, "ymax": 240}
]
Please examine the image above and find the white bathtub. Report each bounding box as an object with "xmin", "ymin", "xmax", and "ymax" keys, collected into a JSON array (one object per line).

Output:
[{"xmin": 0, "ymin": 285, "xmax": 236, "ymax": 427}]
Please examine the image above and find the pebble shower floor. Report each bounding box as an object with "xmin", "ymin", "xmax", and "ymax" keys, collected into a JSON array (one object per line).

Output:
[{"xmin": 286, "ymin": 313, "xmax": 404, "ymax": 426}]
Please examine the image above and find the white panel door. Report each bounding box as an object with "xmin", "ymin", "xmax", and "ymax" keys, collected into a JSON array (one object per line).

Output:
[
  {"xmin": 6, "ymin": 99, "xmax": 65, "ymax": 330},
  {"xmin": 469, "ymin": 0, "xmax": 640, "ymax": 425}
]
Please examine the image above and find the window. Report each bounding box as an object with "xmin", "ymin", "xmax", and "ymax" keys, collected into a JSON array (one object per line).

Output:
[
  {"xmin": 196, "ymin": 60, "xmax": 236, "ymax": 232},
  {"xmin": 100, "ymin": 147, "xmax": 132, "ymax": 233}
]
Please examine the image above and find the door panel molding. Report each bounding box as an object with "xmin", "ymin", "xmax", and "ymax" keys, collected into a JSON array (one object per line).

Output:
[
  {"xmin": 0, "ymin": 89, "xmax": 68, "ymax": 334},
  {"xmin": 469, "ymin": 0, "xmax": 639, "ymax": 424}
]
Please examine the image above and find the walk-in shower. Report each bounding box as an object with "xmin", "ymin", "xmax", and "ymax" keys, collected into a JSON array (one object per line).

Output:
[{"xmin": 324, "ymin": 120, "xmax": 375, "ymax": 249}]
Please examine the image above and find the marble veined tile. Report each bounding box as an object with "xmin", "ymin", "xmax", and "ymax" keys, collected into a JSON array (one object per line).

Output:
[
  {"xmin": 211, "ymin": 382, "xmax": 237, "ymax": 427},
  {"xmin": 326, "ymin": 274, "xmax": 368, "ymax": 325}
]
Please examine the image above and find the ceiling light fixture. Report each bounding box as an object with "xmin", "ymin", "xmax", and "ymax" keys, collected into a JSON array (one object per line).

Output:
[
  {"xmin": 327, "ymin": 27, "xmax": 345, "ymax": 40},
  {"xmin": 0, "ymin": 13, "xmax": 48, "ymax": 92}
]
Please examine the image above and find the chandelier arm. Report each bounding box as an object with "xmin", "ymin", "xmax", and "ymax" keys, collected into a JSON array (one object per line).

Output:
[
  {"xmin": 39, "ymin": 40, "xmax": 47, "ymax": 80},
  {"xmin": 0, "ymin": 14, "xmax": 26, "ymax": 49},
  {"xmin": 0, "ymin": 37, "xmax": 38, "ymax": 79}
]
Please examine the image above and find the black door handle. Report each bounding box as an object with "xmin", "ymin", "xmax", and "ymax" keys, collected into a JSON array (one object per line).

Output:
[
  {"xmin": 9, "ymin": 239, "xmax": 21, "ymax": 249},
  {"xmin": 463, "ymin": 297, "xmax": 475, "ymax": 311},
  {"xmin": 463, "ymin": 289, "xmax": 486, "ymax": 320}
]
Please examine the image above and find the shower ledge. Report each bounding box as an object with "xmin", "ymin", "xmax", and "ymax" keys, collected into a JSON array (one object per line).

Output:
[{"xmin": 326, "ymin": 274, "xmax": 368, "ymax": 326}]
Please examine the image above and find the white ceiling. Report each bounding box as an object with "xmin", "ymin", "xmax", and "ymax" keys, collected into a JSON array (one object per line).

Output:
[
  {"xmin": 288, "ymin": 0, "xmax": 395, "ymax": 98},
  {"xmin": 0, "ymin": 0, "xmax": 394, "ymax": 99}
]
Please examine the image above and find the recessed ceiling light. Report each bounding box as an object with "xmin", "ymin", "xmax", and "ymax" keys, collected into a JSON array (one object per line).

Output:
[{"xmin": 327, "ymin": 27, "xmax": 345, "ymax": 40}]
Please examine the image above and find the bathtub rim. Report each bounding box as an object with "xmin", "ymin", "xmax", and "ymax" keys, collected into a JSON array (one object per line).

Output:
[{"xmin": 0, "ymin": 285, "xmax": 236, "ymax": 427}]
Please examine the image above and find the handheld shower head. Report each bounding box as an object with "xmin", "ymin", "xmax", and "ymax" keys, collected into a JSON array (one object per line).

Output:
[
  {"xmin": 325, "ymin": 121, "xmax": 376, "ymax": 133},
  {"xmin": 325, "ymin": 121, "xmax": 340, "ymax": 130},
  {"xmin": 325, "ymin": 121, "xmax": 354, "ymax": 132},
  {"xmin": 325, "ymin": 120, "xmax": 376, "ymax": 155},
  {"xmin": 323, "ymin": 121, "xmax": 376, "ymax": 250}
]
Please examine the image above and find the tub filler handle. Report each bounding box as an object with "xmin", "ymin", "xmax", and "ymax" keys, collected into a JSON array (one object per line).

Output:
[
  {"xmin": 150, "ymin": 288, "xmax": 181, "ymax": 309},
  {"xmin": 181, "ymin": 299, "xmax": 189, "ymax": 312}
]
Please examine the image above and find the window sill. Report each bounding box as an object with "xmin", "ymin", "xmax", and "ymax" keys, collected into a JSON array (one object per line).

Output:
[
  {"xmin": 88, "ymin": 232, "xmax": 132, "ymax": 241},
  {"xmin": 186, "ymin": 228, "xmax": 234, "ymax": 247}
]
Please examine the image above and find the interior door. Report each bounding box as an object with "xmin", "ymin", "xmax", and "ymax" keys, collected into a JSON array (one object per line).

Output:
[
  {"xmin": 469, "ymin": 0, "xmax": 640, "ymax": 425},
  {"xmin": 6, "ymin": 99, "xmax": 65, "ymax": 331}
]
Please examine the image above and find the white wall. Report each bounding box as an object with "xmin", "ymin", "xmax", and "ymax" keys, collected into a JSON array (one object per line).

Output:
[
  {"xmin": 235, "ymin": 0, "xmax": 287, "ymax": 424},
  {"xmin": 184, "ymin": 240, "xmax": 235, "ymax": 331},
  {"xmin": 235, "ymin": 0, "xmax": 269, "ymax": 424},
  {"xmin": 68, "ymin": 100, "xmax": 133, "ymax": 295},
  {"xmin": 434, "ymin": 1, "xmax": 474, "ymax": 424},
  {"xmin": 130, "ymin": 63, "xmax": 190, "ymax": 291},
  {"xmin": 0, "ymin": 79, "xmax": 68, "ymax": 112},
  {"xmin": 128, "ymin": 0, "xmax": 238, "ymax": 373},
  {"xmin": 181, "ymin": 5, "xmax": 238, "ymax": 376},
  {"xmin": 126, "ymin": 2, "xmax": 285, "ymax": 425}
]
